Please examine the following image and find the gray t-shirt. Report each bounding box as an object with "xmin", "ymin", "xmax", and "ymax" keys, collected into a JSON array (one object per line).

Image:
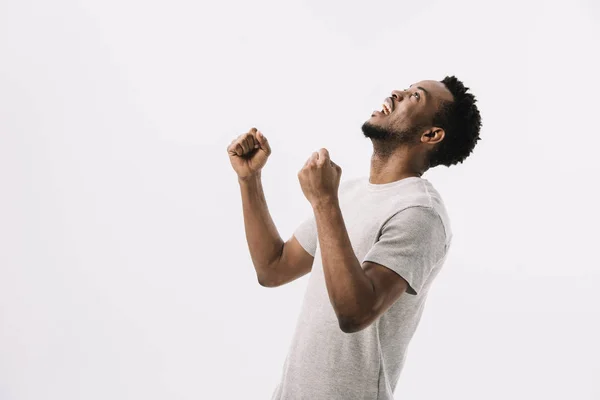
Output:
[{"xmin": 270, "ymin": 176, "xmax": 453, "ymax": 400}]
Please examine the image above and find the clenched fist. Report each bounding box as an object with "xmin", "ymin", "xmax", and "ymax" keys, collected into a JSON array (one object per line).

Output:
[
  {"xmin": 227, "ymin": 127, "xmax": 272, "ymax": 179},
  {"xmin": 298, "ymin": 148, "xmax": 342, "ymax": 208}
]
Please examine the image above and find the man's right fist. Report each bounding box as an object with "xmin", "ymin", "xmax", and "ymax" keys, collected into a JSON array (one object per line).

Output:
[{"xmin": 227, "ymin": 127, "xmax": 272, "ymax": 179}]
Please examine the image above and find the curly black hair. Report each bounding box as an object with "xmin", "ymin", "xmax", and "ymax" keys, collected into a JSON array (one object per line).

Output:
[{"xmin": 427, "ymin": 76, "xmax": 482, "ymax": 168}]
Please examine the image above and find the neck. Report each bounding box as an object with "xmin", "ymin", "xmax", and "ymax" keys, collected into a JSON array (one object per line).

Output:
[{"xmin": 369, "ymin": 144, "xmax": 426, "ymax": 184}]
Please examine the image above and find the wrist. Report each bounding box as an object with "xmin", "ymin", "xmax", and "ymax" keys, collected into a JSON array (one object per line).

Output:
[
  {"xmin": 311, "ymin": 196, "xmax": 339, "ymax": 211},
  {"xmin": 238, "ymin": 171, "xmax": 261, "ymax": 183}
]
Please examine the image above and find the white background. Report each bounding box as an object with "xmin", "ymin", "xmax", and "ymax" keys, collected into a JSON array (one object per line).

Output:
[{"xmin": 1, "ymin": 0, "xmax": 599, "ymax": 399}]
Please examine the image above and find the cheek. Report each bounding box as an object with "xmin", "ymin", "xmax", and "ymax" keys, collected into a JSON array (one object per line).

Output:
[
  {"xmin": 389, "ymin": 112, "xmax": 409, "ymax": 128},
  {"xmin": 410, "ymin": 107, "xmax": 434, "ymax": 126},
  {"xmin": 399, "ymin": 108, "xmax": 426, "ymax": 127}
]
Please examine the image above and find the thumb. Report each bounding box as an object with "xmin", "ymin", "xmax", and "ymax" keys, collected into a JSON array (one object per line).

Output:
[
  {"xmin": 330, "ymin": 160, "xmax": 342, "ymax": 171},
  {"xmin": 256, "ymin": 131, "xmax": 271, "ymax": 155}
]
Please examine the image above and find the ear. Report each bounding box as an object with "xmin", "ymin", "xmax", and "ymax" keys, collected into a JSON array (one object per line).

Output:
[{"xmin": 421, "ymin": 128, "xmax": 445, "ymax": 145}]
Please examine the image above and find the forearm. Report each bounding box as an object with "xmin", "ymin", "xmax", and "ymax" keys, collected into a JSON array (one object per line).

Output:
[
  {"xmin": 312, "ymin": 199, "xmax": 375, "ymax": 327},
  {"xmin": 238, "ymin": 172, "xmax": 284, "ymax": 278}
]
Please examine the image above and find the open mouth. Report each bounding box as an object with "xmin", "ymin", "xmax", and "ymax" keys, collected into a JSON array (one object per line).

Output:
[{"xmin": 379, "ymin": 97, "xmax": 394, "ymax": 116}]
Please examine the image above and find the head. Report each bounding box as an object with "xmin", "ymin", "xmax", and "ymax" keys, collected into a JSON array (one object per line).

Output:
[{"xmin": 362, "ymin": 76, "xmax": 482, "ymax": 169}]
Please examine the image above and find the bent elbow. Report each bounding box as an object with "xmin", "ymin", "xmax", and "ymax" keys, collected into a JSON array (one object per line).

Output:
[
  {"xmin": 257, "ymin": 274, "xmax": 274, "ymax": 288},
  {"xmin": 338, "ymin": 315, "xmax": 366, "ymax": 334}
]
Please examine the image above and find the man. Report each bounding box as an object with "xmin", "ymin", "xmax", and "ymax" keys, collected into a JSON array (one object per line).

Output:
[{"xmin": 227, "ymin": 76, "xmax": 482, "ymax": 399}]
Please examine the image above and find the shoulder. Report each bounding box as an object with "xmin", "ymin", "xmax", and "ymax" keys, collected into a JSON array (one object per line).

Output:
[
  {"xmin": 417, "ymin": 179, "xmax": 453, "ymax": 245},
  {"xmin": 385, "ymin": 206, "xmax": 448, "ymax": 254},
  {"xmin": 389, "ymin": 180, "xmax": 452, "ymax": 247},
  {"xmin": 388, "ymin": 205, "xmax": 444, "ymax": 230}
]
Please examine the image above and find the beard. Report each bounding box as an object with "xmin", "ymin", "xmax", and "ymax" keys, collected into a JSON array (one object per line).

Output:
[{"xmin": 361, "ymin": 121, "xmax": 421, "ymax": 145}]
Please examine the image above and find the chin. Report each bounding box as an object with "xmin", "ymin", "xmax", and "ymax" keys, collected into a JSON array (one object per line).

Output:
[{"xmin": 361, "ymin": 120, "xmax": 393, "ymax": 140}]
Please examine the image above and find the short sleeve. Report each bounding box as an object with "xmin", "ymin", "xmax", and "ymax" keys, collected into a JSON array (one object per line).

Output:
[
  {"xmin": 293, "ymin": 214, "xmax": 318, "ymax": 257},
  {"xmin": 362, "ymin": 206, "xmax": 447, "ymax": 296}
]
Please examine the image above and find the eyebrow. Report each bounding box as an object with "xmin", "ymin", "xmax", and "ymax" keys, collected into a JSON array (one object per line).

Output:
[{"xmin": 409, "ymin": 84, "xmax": 429, "ymax": 99}]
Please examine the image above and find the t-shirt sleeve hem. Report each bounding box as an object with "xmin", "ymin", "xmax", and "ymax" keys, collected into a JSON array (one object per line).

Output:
[
  {"xmin": 293, "ymin": 233, "xmax": 316, "ymax": 258},
  {"xmin": 362, "ymin": 257, "xmax": 419, "ymax": 295}
]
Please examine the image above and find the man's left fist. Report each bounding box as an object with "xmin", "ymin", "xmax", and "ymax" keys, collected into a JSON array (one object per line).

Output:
[{"xmin": 298, "ymin": 148, "xmax": 342, "ymax": 207}]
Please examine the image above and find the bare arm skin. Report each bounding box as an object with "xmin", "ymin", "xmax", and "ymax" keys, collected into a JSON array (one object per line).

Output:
[
  {"xmin": 238, "ymin": 172, "xmax": 314, "ymax": 287},
  {"xmin": 312, "ymin": 198, "xmax": 408, "ymax": 334},
  {"xmin": 297, "ymin": 148, "xmax": 409, "ymax": 333}
]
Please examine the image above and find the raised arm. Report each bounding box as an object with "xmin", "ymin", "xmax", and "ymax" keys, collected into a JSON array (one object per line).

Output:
[{"xmin": 229, "ymin": 128, "xmax": 314, "ymax": 287}]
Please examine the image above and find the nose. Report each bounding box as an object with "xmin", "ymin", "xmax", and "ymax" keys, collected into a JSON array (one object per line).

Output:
[{"xmin": 391, "ymin": 90, "xmax": 406, "ymax": 101}]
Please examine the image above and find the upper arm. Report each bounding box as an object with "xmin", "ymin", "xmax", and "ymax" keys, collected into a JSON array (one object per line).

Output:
[
  {"xmin": 345, "ymin": 261, "xmax": 408, "ymax": 330},
  {"xmin": 259, "ymin": 235, "xmax": 314, "ymax": 287},
  {"xmin": 259, "ymin": 211, "xmax": 318, "ymax": 287},
  {"xmin": 343, "ymin": 207, "xmax": 447, "ymax": 332},
  {"xmin": 362, "ymin": 206, "xmax": 446, "ymax": 296}
]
